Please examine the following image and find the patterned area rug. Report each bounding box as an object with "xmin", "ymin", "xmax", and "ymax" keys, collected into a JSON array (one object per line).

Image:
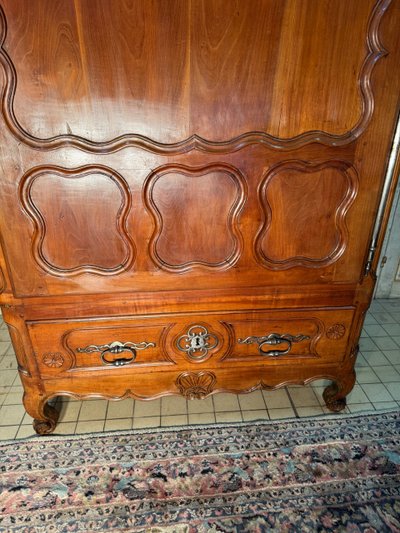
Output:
[{"xmin": 1, "ymin": 411, "xmax": 400, "ymax": 532}]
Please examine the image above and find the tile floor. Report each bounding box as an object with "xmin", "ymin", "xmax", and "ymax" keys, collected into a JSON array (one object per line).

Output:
[{"xmin": 0, "ymin": 298, "xmax": 399, "ymax": 441}]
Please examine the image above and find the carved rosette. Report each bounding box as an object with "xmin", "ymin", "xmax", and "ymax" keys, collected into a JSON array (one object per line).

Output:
[
  {"xmin": 42, "ymin": 352, "xmax": 64, "ymax": 368},
  {"xmin": 326, "ymin": 324, "xmax": 346, "ymax": 340},
  {"xmin": 176, "ymin": 371, "xmax": 216, "ymax": 400}
]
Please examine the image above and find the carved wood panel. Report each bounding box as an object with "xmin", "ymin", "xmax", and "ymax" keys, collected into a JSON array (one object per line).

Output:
[
  {"xmin": 144, "ymin": 164, "xmax": 246, "ymax": 272},
  {"xmin": 255, "ymin": 161, "xmax": 358, "ymax": 270},
  {"xmin": 0, "ymin": 0, "xmax": 397, "ymax": 300},
  {"xmin": 19, "ymin": 166, "xmax": 135, "ymax": 277},
  {"xmin": 0, "ymin": 0, "xmax": 390, "ymax": 153}
]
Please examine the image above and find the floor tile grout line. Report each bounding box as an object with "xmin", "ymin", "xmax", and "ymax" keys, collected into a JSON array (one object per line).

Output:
[
  {"xmin": 102, "ymin": 400, "xmax": 110, "ymax": 433},
  {"xmin": 237, "ymin": 395, "xmax": 244, "ymax": 422},
  {"xmin": 261, "ymin": 389, "xmax": 271, "ymax": 420},
  {"xmin": 211, "ymin": 394, "xmax": 216, "ymax": 420},
  {"xmin": 285, "ymin": 387, "xmax": 300, "ymax": 418},
  {"xmin": 358, "ymin": 378, "xmax": 397, "ymax": 405},
  {"xmin": 74, "ymin": 401, "xmax": 84, "ymax": 434}
]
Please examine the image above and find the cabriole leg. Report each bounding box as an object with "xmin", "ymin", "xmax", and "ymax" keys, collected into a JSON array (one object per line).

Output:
[
  {"xmin": 323, "ymin": 369, "xmax": 356, "ymax": 412},
  {"xmin": 23, "ymin": 392, "xmax": 59, "ymax": 435}
]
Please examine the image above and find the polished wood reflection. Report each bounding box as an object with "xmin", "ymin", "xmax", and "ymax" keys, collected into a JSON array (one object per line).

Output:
[{"xmin": 0, "ymin": 0, "xmax": 399, "ymax": 433}]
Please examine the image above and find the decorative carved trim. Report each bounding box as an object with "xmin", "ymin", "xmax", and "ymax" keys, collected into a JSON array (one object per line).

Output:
[
  {"xmin": 19, "ymin": 165, "xmax": 135, "ymax": 277},
  {"xmin": 350, "ymin": 344, "xmax": 360, "ymax": 359},
  {"xmin": 225, "ymin": 375, "xmax": 337, "ymax": 394},
  {"xmin": 0, "ymin": 236, "xmax": 9, "ymax": 295},
  {"xmin": 255, "ymin": 160, "xmax": 359, "ymax": 270},
  {"xmin": 323, "ymin": 371, "xmax": 356, "ymax": 413},
  {"xmin": 326, "ymin": 324, "xmax": 346, "ymax": 340},
  {"xmin": 144, "ymin": 163, "xmax": 246, "ymax": 272},
  {"xmin": 23, "ymin": 392, "xmax": 59, "ymax": 435},
  {"xmin": 4, "ymin": 322, "xmax": 31, "ymax": 376},
  {"xmin": 0, "ymin": 0, "xmax": 390, "ymax": 154},
  {"xmin": 176, "ymin": 324, "xmax": 219, "ymax": 361},
  {"xmin": 235, "ymin": 374, "xmax": 355, "ymax": 414},
  {"xmin": 0, "ymin": 264, "xmax": 5, "ymax": 294},
  {"xmin": 176, "ymin": 371, "xmax": 216, "ymax": 399},
  {"xmin": 49, "ymin": 390, "xmax": 171, "ymax": 403},
  {"xmin": 42, "ymin": 352, "xmax": 64, "ymax": 368}
]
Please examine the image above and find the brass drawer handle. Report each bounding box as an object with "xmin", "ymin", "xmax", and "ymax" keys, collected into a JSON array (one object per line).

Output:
[
  {"xmin": 77, "ymin": 340, "xmax": 156, "ymax": 367},
  {"xmin": 237, "ymin": 333, "xmax": 310, "ymax": 357}
]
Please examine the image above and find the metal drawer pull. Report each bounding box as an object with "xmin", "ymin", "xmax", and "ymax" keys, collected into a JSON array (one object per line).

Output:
[
  {"xmin": 237, "ymin": 333, "xmax": 310, "ymax": 357},
  {"xmin": 77, "ymin": 340, "xmax": 156, "ymax": 367}
]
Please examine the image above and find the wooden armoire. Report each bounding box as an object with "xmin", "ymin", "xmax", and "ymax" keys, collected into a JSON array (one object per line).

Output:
[{"xmin": 0, "ymin": 0, "xmax": 399, "ymax": 434}]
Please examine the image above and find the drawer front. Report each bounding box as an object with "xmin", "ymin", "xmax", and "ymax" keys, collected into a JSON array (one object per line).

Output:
[
  {"xmin": 28, "ymin": 319, "xmax": 175, "ymax": 376},
  {"xmin": 28, "ymin": 307, "xmax": 355, "ymax": 377},
  {"xmin": 221, "ymin": 308, "xmax": 354, "ymax": 363}
]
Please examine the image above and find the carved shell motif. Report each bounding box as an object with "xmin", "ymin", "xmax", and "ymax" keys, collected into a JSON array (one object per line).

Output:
[
  {"xmin": 42, "ymin": 352, "xmax": 65, "ymax": 368},
  {"xmin": 176, "ymin": 371, "xmax": 216, "ymax": 400},
  {"xmin": 326, "ymin": 324, "xmax": 346, "ymax": 340}
]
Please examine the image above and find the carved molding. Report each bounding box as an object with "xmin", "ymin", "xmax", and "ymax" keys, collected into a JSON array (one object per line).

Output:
[
  {"xmin": 0, "ymin": 238, "xmax": 9, "ymax": 294},
  {"xmin": 4, "ymin": 321, "xmax": 30, "ymax": 376},
  {"xmin": 19, "ymin": 165, "xmax": 135, "ymax": 277},
  {"xmin": 326, "ymin": 324, "xmax": 346, "ymax": 340},
  {"xmin": 144, "ymin": 163, "xmax": 246, "ymax": 272},
  {"xmin": 0, "ymin": 264, "xmax": 5, "ymax": 294},
  {"xmin": 255, "ymin": 160, "xmax": 359, "ymax": 270},
  {"xmin": 350, "ymin": 344, "xmax": 360, "ymax": 359},
  {"xmin": 0, "ymin": 0, "xmax": 390, "ymax": 154},
  {"xmin": 176, "ymin": 371, "xmax": 217, "ymax": 399}
]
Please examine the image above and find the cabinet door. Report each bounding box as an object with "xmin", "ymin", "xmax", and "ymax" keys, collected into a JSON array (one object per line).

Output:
[{"xmin": 0, "ymin": 0, "xmax": 399, "ymax": 298}]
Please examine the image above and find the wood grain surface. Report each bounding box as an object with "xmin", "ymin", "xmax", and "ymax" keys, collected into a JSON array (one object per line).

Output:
[{"xmin": 0, "ymin": 0, "xmax": 399, "ymax": 433}]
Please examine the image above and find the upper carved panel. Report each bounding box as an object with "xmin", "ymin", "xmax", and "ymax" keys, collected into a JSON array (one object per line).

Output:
[
  {"xmin": 0, "ymin": 0, "xmax": 390, "ymax": 154},
  {"xmin": 255, "ymin": 161, "xmax": 359, "ymax": 270},
  {"xmin": 144, "ymin": 163, "xmax": 246, "ymax": 272},
  {"xmin": 19, "ymin": 165, "xmax": 135, "ymax": 277}
]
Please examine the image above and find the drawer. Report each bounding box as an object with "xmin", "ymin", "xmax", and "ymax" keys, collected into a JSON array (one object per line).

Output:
[
  {"xmin": 27, "ymin": 307, "xmax": 355, "ymax": 377},
  {"xmin": 28, "ymin": 318, "xmax": 175, "ymax": 376},
  {"xmin": 221, "ymin": 308, "xmax": 355, "ymax": 363}
]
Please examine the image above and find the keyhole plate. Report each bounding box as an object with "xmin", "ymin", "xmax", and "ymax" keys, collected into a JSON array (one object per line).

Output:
[{"xmin": 176, "ymin": 325, "xmax": 219, "ymax": 361}]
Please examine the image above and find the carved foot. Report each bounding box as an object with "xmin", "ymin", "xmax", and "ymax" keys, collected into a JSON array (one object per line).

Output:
[
  {"xmin": 23, "ymin": 393, "xmax": 59, "ymax": 435},
  {"xmin": 323, "ymin": 383, "xmax": 347, "ymax": 412},
  {"xmin": 323, "ymin": 371, "xmax": 356, "ymax": 413},
  {"xmin": 33, "ymin": 404, "xmax": 59, "ymax": 435}
]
